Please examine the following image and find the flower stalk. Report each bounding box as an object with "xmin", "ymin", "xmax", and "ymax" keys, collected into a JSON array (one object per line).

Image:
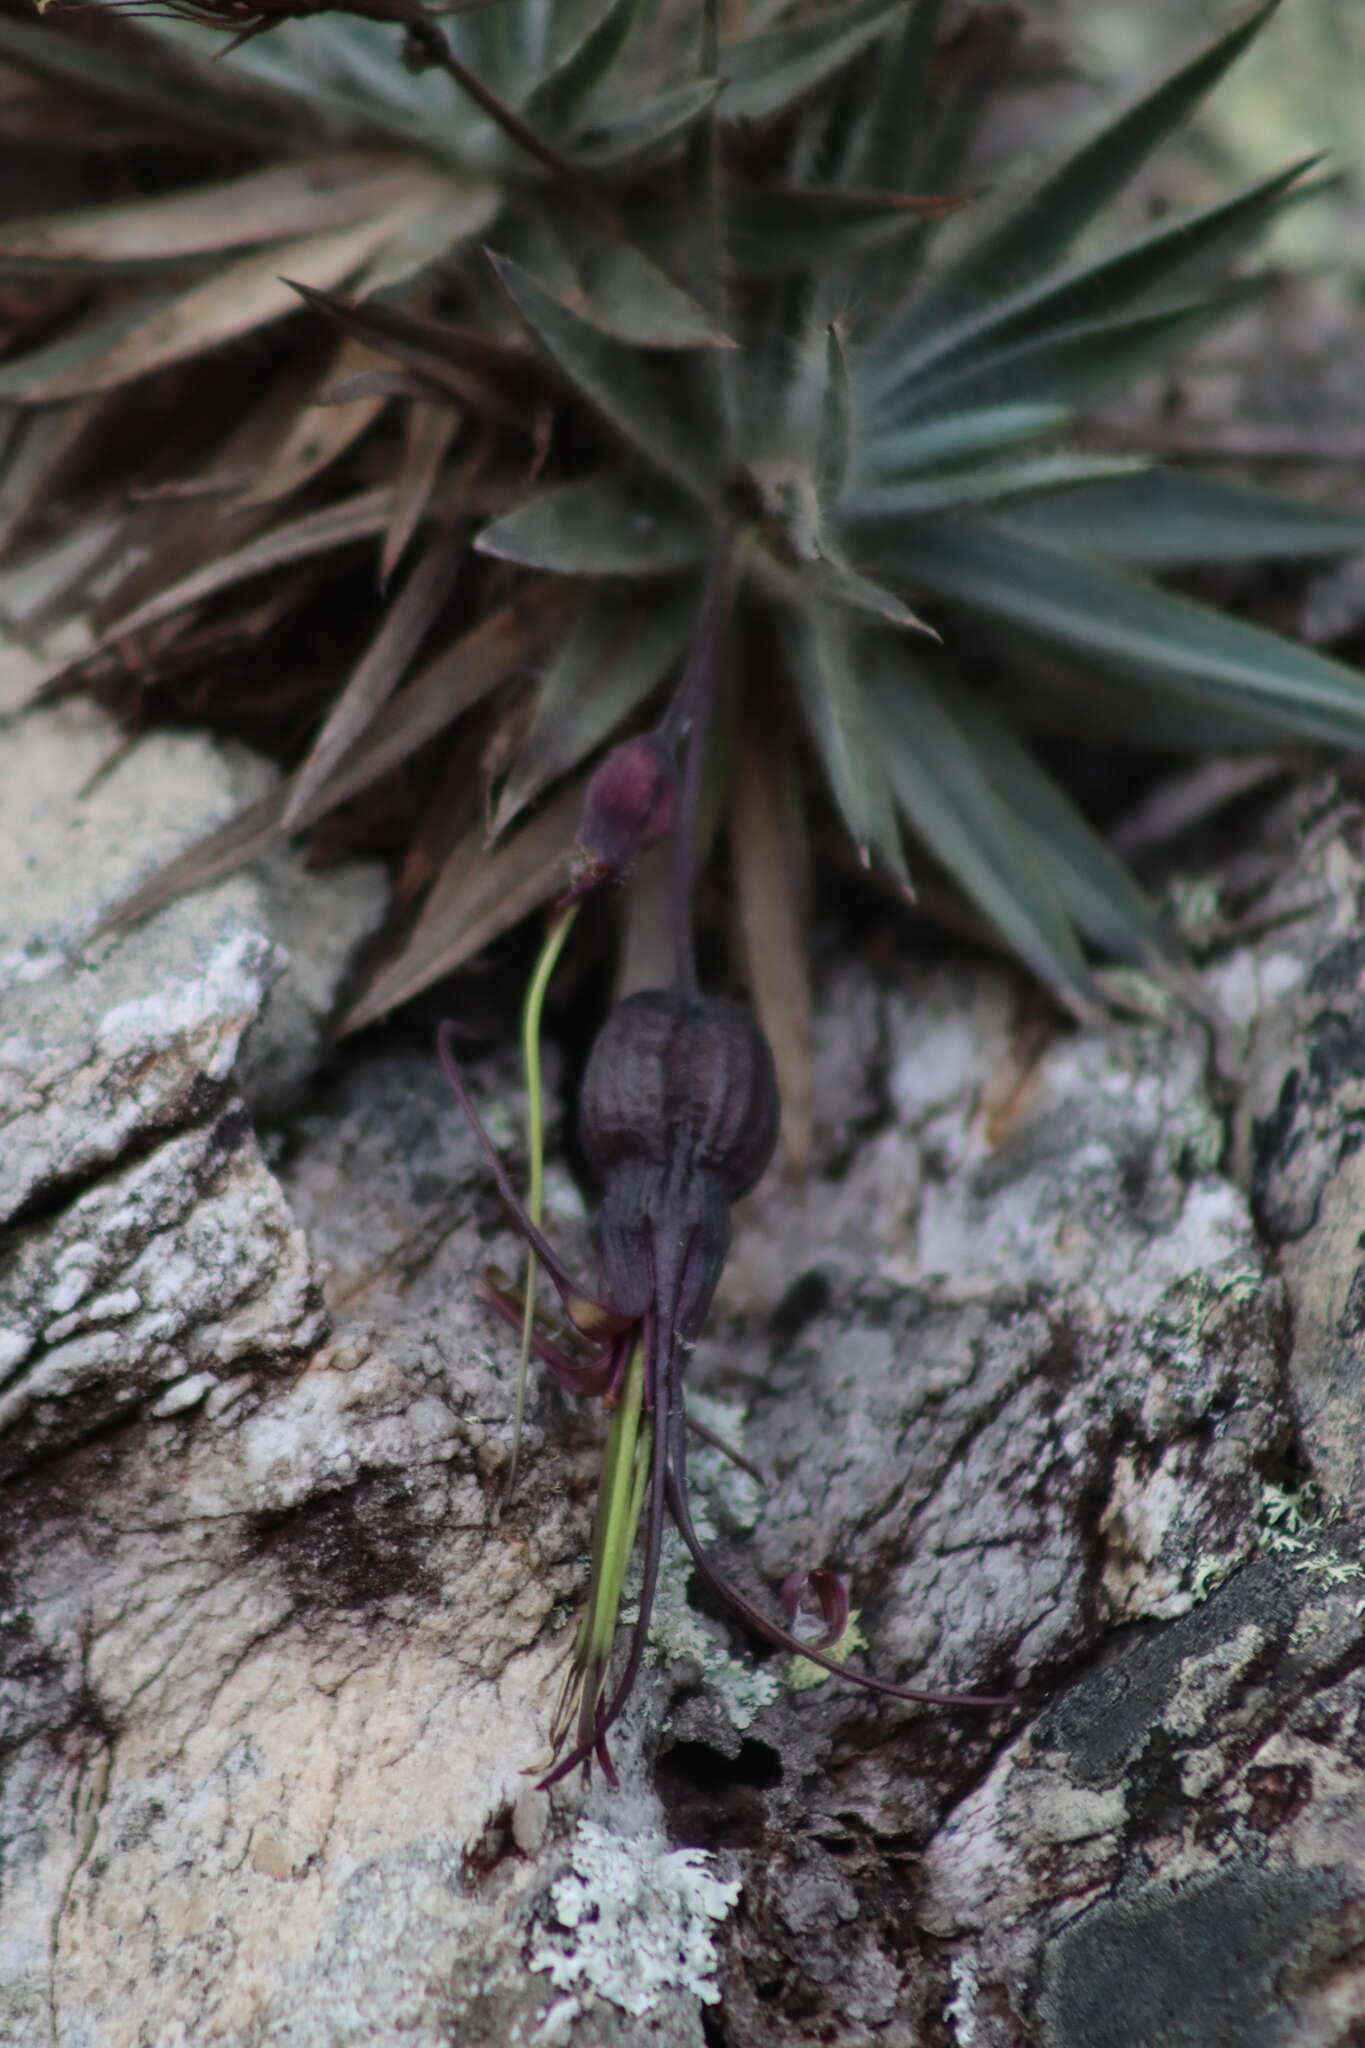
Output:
[
  {"xmin": 442, "ymin": 569, "xmax": 1012, "ymax": 1789},
  {"xmin": 549, "ymin": 1340, "xmax": 651, "ymax": 1784},
  {"xmin": 502, "ymin": 897, "xmax": 579, "ymax": 1512}
]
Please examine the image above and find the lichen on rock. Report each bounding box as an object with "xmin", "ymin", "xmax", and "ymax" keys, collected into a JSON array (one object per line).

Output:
[
  {"xmin": 529, "ymin": 1820, "xmax": 741, "ymax": 2021},
  {"xmin": 8, "ymin": 684, "xmax": 1365, "ymax": 2044}
]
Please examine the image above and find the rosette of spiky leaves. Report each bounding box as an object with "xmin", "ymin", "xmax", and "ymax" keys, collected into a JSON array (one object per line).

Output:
[
  {"xmin": 0, "ymin": 0, "xmax": 921, "ymax": 1002},
  {"xmin": 0, "ymin": 0, "xmax": 745, "ymax": 731},
  {"xmin": 337, "ymin": 0, "xmax": 1365, "ymax": 1145},
  {"xmin": 27, "ymin": 1, "xmax": 1365, "ymax": 1164}
]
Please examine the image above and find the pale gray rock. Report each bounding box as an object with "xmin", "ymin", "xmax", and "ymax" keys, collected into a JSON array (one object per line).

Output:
[
  {"xmin": 921, "ymin": 1551, "xmax": 1365, "ymax": 2047},
  {"xmin": 0, "ymin": 1035, "xmax": 713, "ymax": 2048},
  {"xmin": 0, "ymin": 685, "xmax": 717, "ymax": 2047},
  {"xmin": 6, "ymin": 728, "xmax": 1365, "ymax": 2046},
  {"xmin": 0, "ymin": 699, "xmax": 383, "ymax": 1470},
  {"xmin": 0, "ymin": 1107, "xmax": 319, "ymax": 1475},
  {"xmin": 0, "ymin": 699, "xmax": 386, "ymax": 1227},
  {"xmin": 1236, "ymin": 777, "xmax": 1365, "ymax": 1508},
  {"xmin": 720, "ymin": 958, "xmax": 1280, "ymax": 1696}
]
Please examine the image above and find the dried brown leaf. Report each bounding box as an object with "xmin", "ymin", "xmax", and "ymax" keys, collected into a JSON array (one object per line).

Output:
[
  {"xmin": 238, "ymin": 336, "xmax": 389, "ymax": 508},
  {"xmin": 340, "ymin": 775, "xmax": 584, "ymax": 1032},
  {"xmin": 329, "ymin": 582, "xmax": 572, "ymax": 800},
  {"xmin": 79, "ymin": 488, "xmax": 396, "ymax": 656},
  {"xmin": 283, "ymin": 530, "xmax": 456, "ymax": 830},
  {"xmin": 95, "ymin": 585, "xmax": 572, "ymax": 933},
  {"xmin": 317, "ymin": 368, "xmax": 438, "ymax": 406},
  {"xmin": 0, "ymin": 393, "xmax": 103, "ymax": 555},
  {"xmin": 392, "ymin": 726, "xmax": 488, "ymax": 907},
  {"xmin": 382, "ymin": 401, "xmax": 458, "ymax": 587},
  {"xmin": 20, "ymin": 192, "xmax": 444, "ymax": 401},
  {"xmin": 287, "ymin": 282, "xmax": 530, "ymax": 431},
  {"xmin": 0, "ymin": 152, "xmax": 426, "ymax": 264},
  {"xmin": 92, "ymin": 787, "xmax": 286, "ymax": 935},
  {"xmin": 89, "ymin": 350, "xmax": 328, "ymax": 632}
]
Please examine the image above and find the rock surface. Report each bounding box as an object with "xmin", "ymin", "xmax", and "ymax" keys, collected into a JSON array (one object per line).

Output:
[{"xmin": 4, "ymin": 708, "xmax": 1365, "ymax": 2046}]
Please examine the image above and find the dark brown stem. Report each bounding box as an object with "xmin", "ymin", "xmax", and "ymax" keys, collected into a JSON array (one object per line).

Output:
[
  {"xmin": 661, "ymin": 546, "xmax": 736, "ymax": 999},
  {"xmin": 402, "ymin": 14, "xmax": 621, "ymax": 232}
]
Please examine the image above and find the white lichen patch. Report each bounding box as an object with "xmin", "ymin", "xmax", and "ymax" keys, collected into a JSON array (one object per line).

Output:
[
  {"xmin": 528, "ymin": 1821, "xmax": 740, "ymax": 2018},
  {"xmin": 944, "ymin": 1947, "xmax": 981, "ymax": 2047},
  {"xmin": 1258, "ymin": 1479, "xmax": 1365, "ymax": 1591}
]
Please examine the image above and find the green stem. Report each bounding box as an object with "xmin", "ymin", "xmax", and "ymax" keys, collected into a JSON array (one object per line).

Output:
[
  {"xmin": 501, "ymin": 900, "xmax": 578, "ymax": 1509},
  {"xmin": 581, "ymin": 1343, "xmax": 651, "ymax": 1676},
  {"xmin": 556, "ymin": 1342, "xmax": 651, "ymax": 1760}
]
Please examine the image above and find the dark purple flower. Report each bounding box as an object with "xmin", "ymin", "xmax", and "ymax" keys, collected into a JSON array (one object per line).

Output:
[{"xmin": 440, "ymin": 988, "xmax": 1012, "ymax": 1787}]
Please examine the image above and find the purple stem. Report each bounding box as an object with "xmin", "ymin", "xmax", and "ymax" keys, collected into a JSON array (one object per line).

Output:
[
  {"xmin": 437, "ymin": 1023, "xmax": 628, "ymax": 1338},
  {"xmin": 660, "ymin": 546, "xmax": 735, "ymax": 1000},
  {"xmin": 686, "ymin": 1410, "xmax": 769, "ymax": 1487},
  {"xmin": 662, "ymin": 1409, "xmax": 1015, "ymax": 1711},
  {"xmin": 475, "ymin": 1272, "xmax": 619, "ymax": 1398}
]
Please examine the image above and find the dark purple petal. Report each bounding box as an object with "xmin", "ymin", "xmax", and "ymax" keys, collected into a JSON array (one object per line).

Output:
[{"xmin": 780, "ymin": 1568, "xmax": 850, "ymax": 1651}]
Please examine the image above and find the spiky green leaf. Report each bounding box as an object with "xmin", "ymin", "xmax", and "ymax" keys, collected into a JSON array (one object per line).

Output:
[
  {"xmin": 893, "ymin": 519, "xmax": 1365, "ymax": 750},
  {"xmin": 724, "ymin": 184, "xmax": 940, "ymax": 276},
  {"xmin": 967, "ymin": 706, "xmax": 1175, "ymax": 964},
  {"xmin": 551, "ymin": 212, "xmax": 734, "ymax": 348},
  {"xmin": 864, "ymin": 405, "xmax": 1073, "ymax": 478},
  {"xmin": 806, "ymin": 553, "xmax": 936, "ymax": 635},
  {"xmin": 492, "ymin": 585, "xmax": 694, "ymax": 833},
  {"xmin": 849, "ymin": 452, "xmax": 1147, "ymax": 522},
  {"xmin": 525, "ymin": 0, "xmax": 639, "ymax": 133},
  {"xmin": 993, "ymin": 469, "xmax": 1365, "ymax": 565},
  {"xmin": 880, "ymin": 2, "xmax": 1280, "ymax": 358},
  {"xmin": 718, "ymin": 0, "xmax": 907, "ymax": 124},
  {"xmin": 477, "ymin": 477, "xmax": 710, "ymax": 576},
  {"xmin": 845, "ymin": 0, "xmax": 946, "ymax": 191},
  {"xmin": 818, "ymin": 322, "xmax": 854, "ymax": 502},
  {"xmin": 881, "ymin": 293, "xmax": 1255, "ymax": 426},
  {"xmin": 980, "ymin": 636, "xmax": 1307, "ymax": 752},
  {"xmin": 872, "ymin": 152, "xmax": 1316, "ymax": 405},
  {"xmin": 490, "ymin": 253, "xmax": 719, "ymax": 501},
  {"xmin": 572, "ymin": 78, "xmax": 718, "ymax": 168},
  {"xmin": 864, "ymin": 644, "xmax": 1098, "ymax": 1009},
  {"xmin": 782, "ymin": 602, "xmax": 908, "ymax": 880}
]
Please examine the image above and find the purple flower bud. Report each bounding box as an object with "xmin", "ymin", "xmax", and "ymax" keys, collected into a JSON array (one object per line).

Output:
[
  {"xmin": 571, "ymin": 734, "xmax": 677, "ymax": 892},
  {"xmin": 579, "ymin": 990, "xmax": 780, "ymax": 1340}
]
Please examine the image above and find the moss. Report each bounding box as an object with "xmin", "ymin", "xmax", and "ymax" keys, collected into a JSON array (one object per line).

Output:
[{"xmin": 787, "ymin": 1612, "xmax": 868, "ymax": 1693}]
